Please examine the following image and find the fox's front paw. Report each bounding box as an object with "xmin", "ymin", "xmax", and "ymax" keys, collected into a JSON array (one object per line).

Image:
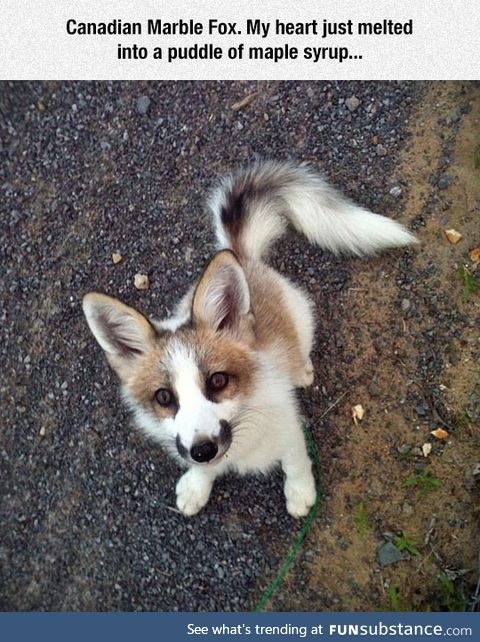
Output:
[
  {"xmin": 176, "ymin": 470, "xmax": 213, "ymax": 516},
  {"xmin": 284, "ymin": 472, "xmax": 316, "ymax": 518}
]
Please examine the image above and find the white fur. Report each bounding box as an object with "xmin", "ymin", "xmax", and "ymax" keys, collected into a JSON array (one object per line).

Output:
[
  {"xmin": 279, "ymin": 173, "xmax": 417, "ymax": 256},
  {"xmin": 85, "ymin": 160, "xmax": 417, "ymax": 519},
  {"xmin": 163, "ymin": 340, "xmax": 234, "ymax": 449},
  {"xmin": 176, "ymin": 467, "xmax": 216, "ymax": 516},
  {"xmin": 210, "ymin": 160, "xmax": 417, "ymax": 259},
  {"xmin": 123, "ymin": 339, "xmax": 317, "ymax": 518},
  {"xmin": 211, "ymin": 186, "xmax": 286, "ymax": 261},
  {"xmin": 124, "ymin": 338, "xmax": 240, "ymax": 450},
  {"xmin": 170, "ymin": 347, "xmax": 316, "ymax": 517}
]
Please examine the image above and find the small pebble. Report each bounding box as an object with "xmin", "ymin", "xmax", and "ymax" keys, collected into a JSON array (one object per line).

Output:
[
  {"xmin": 389, "ymin": 185, "xmax": 402, "ymax": 198},
  {"xmin": 444, "ymin": 228, "xmax": 462, "ymax": 244},
  {"xmin": 136, "ymin": 96, "xmax": 151, "ymax": 115},
  {"xmin": 134, "ymin": 273, "xmax": 149, "ymax": 290},
  {"xmin": 345, "ymin": 96, "xmax": 361, "ymax": 112},
  {"xmin": 377, "ymin": 541, "xmax": 404, "ymax": 567},
  {"xmin": 401, "ymin": 298, "xmax": 411, "ymax": 312},
  {"xmin": 402, "ymin": 503, "xmax": 414, "ymax": 516},
  {"xmin": 438, "ymin": 175, "xmax": 451, "ymax": 190},
  {"xmin": 397, "ymin": 444, "xmax": 411, "ymax": 456},
  {"xmin": 465, "ymin": 464, "xmax": 480, "ymax": 490},
  {"xmin": 414, "ymin": 404, "xmax": 427, "ymax": 416},
  {"xmin": 376, "ymin": 144, "xmax": 388, "ymax": 157}
]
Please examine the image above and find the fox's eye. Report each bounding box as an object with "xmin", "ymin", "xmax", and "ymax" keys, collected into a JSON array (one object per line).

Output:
[
  {"xmin": 208, "ymin": 372, "xmax": 229, "ymax": 391},
  {"xmin": 155, "ymin": 388, "xmax": 173, "ymax": 406}
]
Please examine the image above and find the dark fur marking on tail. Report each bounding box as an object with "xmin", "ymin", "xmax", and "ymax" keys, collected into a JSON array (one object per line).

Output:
[
  {"xmin": 218, "ymin": 168, "xmax": 284, "ymax": 257},
  {"xmin": 220, "ymin": 185, "xmax": 250, "ymax": 235}
]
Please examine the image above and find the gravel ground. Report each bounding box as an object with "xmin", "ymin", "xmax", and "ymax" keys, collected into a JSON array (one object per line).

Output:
[{"xmin": 0, "ymin": 79, "xmax": 452, "ymax": 611}]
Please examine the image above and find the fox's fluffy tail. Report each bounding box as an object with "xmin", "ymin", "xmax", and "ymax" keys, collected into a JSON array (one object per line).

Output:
[{"xmin": 209, "ymin": 160, "xmax": 417, "ymax": 260}]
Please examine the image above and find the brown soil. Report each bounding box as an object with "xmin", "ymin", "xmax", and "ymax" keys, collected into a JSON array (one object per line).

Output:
[{"xmin": 274, "ymin": 82, "xmax": 480, "ymax": 612}]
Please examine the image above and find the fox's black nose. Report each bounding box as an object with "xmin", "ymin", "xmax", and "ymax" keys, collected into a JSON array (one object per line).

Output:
[{"xmin": 190, "ymin": 440, "xmax": 218, "ymax": 463}]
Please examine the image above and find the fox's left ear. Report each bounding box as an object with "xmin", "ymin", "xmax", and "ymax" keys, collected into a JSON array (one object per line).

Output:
[
  {"xmin": 192, "ymin": 250, "xmax": 252, "ymax": 338},
  {"xmin": 82, "ymin": 292, "xmax": 156, "ymax": 377}
]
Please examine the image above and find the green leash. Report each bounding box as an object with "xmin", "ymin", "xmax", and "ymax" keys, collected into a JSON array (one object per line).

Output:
[{"xmin": 254, "ymin": 423, "xmax": 322, "ymax": 612}]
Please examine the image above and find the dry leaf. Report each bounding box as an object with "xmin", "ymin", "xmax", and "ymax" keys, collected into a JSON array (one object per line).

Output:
[
  {"xmin": 351, "ymin": 404, "xmax": 365, "ymax": 425},
  {"xmin": 431, "ymin": 428, "xmax": 449, "ymax": 441},
  {"xmin": 231, "ymin": 92, "xmax": 258, "ymax": 111},
  {"xmin": 112, "ymin": 252, "xmax": 122, "ymax": 264},
  {"xmin": 422, "ymin": 443, "xmax": 432, "ymax": 457},
  {"xmin": 134, "ymin": 273, "xmax": 149, "ymax": 290},
  {"xmin": 469, "ymin": 248, "xmax": 480, "ymax": 270},
  {"xmin": 469, "ymin": 248, "xmax": 480, "ymax": 262},
  {"xmin": 444, "ymin": 228, "xmax": 462, "ymax": 244}
]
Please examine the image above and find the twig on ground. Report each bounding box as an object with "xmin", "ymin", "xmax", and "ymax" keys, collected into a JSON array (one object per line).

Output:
[{"xmin": 319, "ymin": 391, "xmax": 348, "ymax": 420}]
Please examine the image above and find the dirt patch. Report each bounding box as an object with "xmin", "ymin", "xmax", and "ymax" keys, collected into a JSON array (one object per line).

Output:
[{"xmin": 272, "ymin": 82, "xmax": 479, "ymax": 611}]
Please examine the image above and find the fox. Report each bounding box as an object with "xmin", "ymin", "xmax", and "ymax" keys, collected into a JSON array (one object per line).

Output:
[{"xmin": 82, "ymin": 160, "xmax": 417, "ymax": 517}]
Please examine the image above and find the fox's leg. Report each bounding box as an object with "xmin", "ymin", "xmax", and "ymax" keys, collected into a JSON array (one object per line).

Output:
[
  {"xmin": 176, "ymin": 466, "xmax": 217, "ymax": 516},
  {"xmin": 275, "ymin": 274, "xmax": 316, "ymax": 388},
  {"xmin": 280, "ymin": 414, "xmax": 317, "ymax": 518}
]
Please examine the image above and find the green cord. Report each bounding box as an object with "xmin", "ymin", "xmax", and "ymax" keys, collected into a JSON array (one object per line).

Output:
[{"xmin": 254, "ymin": 423, "xmax": 322, "ymax": 612}]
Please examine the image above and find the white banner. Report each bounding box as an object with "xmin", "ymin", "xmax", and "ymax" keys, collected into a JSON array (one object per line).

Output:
[{"xmin": 0, "ymin": 0, "xmax": 478, "ymax": 80}]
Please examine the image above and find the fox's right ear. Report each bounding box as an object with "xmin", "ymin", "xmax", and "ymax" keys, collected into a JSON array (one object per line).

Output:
[
  {"xmin": 82, "ymin": 293, "xmax": 156, "ymax": 376},
  {"xmin": 192, "ymin": 250, "xmax": 251, "ymax": 337}
]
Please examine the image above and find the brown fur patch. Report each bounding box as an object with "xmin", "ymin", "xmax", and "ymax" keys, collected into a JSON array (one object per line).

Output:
[
  {"xmin": 192, "ymin": 251, "xmax": 306, "ymax": 382},
  {"xmin": 189, "ymin": 327, "xmax": 256, "ymax": 402},
  {"xmin": 123, "ymin": 334, "xmax": 178, "ymax": 419},
  {"xmin": 245, "ymin": 261, "xmax": 306, "ymax": 380},
  {"xmin": 124, "ymin": 327, "xmax": 256, "ymax": 414}
]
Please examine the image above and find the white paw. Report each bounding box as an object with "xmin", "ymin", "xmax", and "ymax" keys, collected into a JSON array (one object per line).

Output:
[
  {"xmin": 284, "ymin": 473, "xmax": 316, "ymax": 518},
  {"xmin": 297, "ymin": 359, "xmax": 314, "ymax": 388},
  {"xmin": 175, "ymin": 470, "xmax": 212, "ymax": 516}
]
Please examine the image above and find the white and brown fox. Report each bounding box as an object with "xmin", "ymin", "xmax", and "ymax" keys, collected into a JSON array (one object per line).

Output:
[{"xmin": 82, "ymin": 160, "xmax": 416, "ymax": 517}]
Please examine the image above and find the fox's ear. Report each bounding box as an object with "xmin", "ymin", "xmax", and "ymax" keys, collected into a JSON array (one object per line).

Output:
[
  {"xmin": 192, "ymin": 251, "xmax": 251, "ymax": 337},
  {"xmin": 82, "ymin": 293, "xmax": 156, "ymax": 372}
]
